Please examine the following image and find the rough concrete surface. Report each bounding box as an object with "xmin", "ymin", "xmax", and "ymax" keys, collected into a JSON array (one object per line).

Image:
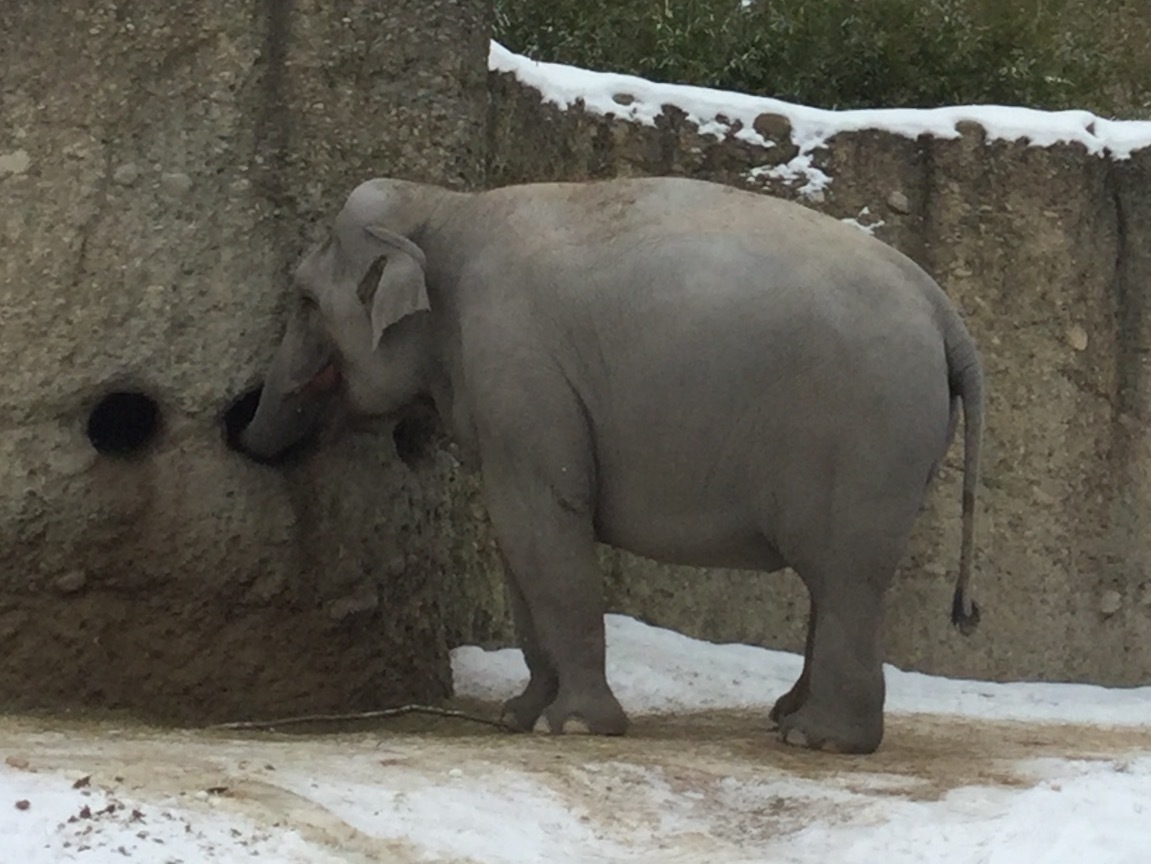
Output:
[
  {"xmin": 0, "ymin": 0, "xmax": 505, "ymax": 722},
  {"xmin": 488, "ymin": 72, "xmax": 1151, "ymax": 687}
]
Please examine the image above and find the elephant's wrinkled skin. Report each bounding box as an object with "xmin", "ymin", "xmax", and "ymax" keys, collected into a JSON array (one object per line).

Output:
[{"xmin": 236, "ymin": 176, "xmax": 984, "ymax": 755}]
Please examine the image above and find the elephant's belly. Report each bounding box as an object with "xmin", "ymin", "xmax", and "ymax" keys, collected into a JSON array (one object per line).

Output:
[{"xmin": 591, "ymin": 497, "xmax": 787, "ymax": 573}]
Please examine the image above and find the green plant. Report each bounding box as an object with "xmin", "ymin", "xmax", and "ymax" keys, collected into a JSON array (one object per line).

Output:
[{"xmin": 493, "ymin": 0, "xmax": 1149, "ymax": 115}]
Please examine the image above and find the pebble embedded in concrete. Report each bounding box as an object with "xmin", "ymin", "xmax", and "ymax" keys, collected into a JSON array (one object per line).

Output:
[
  {"xmin": 0, "ymin": 149, "xmax": 31, "ymax": 177},
  {"xmin": 1098, "ymin": 589, "xmax": 1122, "ymax": 616},
  {"xmin": 1067, "ymin": 324, "xmax": 1088, "ymax": 351},
  {"xmin": 160, "ymin": 171, "xmax": 193, "ymax": 196},
  {"xmin": 113, "ymin": 162, "xmax": 141, "ymax": 185},
  {"xmin": 53, "ymin": 571, "xmax": 88, "ymax": 594},
  {"xmin": 327, "ymin": 588, "xmax": 380, "ymax": 621},
  {"xmin": 752, "ymin": 112, "xmax": 792, "ymax": 143},
  {"xmin": 887, "ymin": 190, "xmax": 911, "ymax": 214}
]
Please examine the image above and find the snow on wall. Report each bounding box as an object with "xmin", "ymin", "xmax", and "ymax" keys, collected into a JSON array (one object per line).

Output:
[{"xmin": 490, "ymin": 40, "xmax": 1151, "ymax": 180}]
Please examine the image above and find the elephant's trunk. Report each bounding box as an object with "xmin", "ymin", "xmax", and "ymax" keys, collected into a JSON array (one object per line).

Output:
[
  {"xmin": 226, "ymin": 377, "xmax": 336, "ymax": 465},
  {"xmin": 227, "ymin": 318, "xmax": 341, "ymax": 464}
]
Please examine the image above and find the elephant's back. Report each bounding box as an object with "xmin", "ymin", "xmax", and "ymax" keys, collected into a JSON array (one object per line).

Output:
[
  {"xmin": 459, "ymin": 176, "xmax": 950, "ymax": 380},
  {"xmin": 474, "ymin": 176, "xmax": 885, "ymax": 260}
]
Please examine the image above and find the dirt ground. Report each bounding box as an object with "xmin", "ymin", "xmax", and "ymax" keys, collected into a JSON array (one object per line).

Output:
[{"xmin": 3, "ymin": 703, "xmax": 1149, "ymax": 863}]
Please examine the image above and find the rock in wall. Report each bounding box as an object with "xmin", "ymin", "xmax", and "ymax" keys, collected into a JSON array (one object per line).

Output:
[
  {"xmin": 488, "ymin": 61, "xmax": 1151, "ymax": 686},
  {"xmin": 0, "ymin": 0, "xmax": 507, "ymax": 723}
]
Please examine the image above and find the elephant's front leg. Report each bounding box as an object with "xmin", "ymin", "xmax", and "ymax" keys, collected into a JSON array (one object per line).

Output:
[
  {"xmin": 769, "ymin": 594, "xmax": 816, "ymax": 726},
  {"xmin": 480, "ymin": 454, "xmax": 628, "ymax": 737},
  {"xmin": 499, "ymin": 561, "xmax": 559, "ymax": 731}
]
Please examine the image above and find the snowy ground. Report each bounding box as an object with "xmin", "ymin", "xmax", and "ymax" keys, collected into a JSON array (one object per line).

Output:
[{"xmin": 3, "ymin": 614, "xmax": 1149, "ymax": 864}]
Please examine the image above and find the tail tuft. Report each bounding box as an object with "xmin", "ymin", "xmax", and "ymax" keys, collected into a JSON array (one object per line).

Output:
[{"xmin": 951, "ymin": 588, "xmax": 981, "ymax": 636}]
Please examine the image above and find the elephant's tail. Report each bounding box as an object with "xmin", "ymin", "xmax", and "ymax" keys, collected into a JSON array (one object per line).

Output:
[{"xmin": 946, "ymin": 318, "xmax": 984, "ymax": 636}]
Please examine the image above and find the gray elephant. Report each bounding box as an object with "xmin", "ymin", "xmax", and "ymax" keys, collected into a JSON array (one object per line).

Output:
[{"xmin": 234, "ymin": 176, "xmax": 983, "ymax": 754}]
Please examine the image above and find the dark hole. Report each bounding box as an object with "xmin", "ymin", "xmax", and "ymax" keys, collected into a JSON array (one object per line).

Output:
[
  {"xmin": 222, "ymin": 385, "xmax": 317, "ymax": 467},
  {"xmin": 85, "ymin": 391, "xmax": 162, "ymax": 457},
  {"xmin": 392, "ymin": 406, "xmax": 442, "ymax": 469}
]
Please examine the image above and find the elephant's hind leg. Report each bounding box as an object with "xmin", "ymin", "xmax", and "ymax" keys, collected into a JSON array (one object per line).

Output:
[
  {"xmin": 775, "ymin": 566, "xmax": 888, "ymax": 754},
  {"xmin": 774, "ymin": 506, "xmax": 917, "ymax": 754}
]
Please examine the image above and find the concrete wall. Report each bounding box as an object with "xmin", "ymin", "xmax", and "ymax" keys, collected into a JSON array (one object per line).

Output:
[
  {"xmin": 0, "ymin": 0, "xmax": 506, "ymax": 723},
  {"xmin": 4, "ymin": 0, "xmax": 1148, "ymax": 726},
  {"xmin": 489, "ymin": 72, "xmax": 1151, "ymax": 687}
]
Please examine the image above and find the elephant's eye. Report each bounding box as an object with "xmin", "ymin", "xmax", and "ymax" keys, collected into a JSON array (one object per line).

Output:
[{"xmin": 298, "ymin": 293, "xmax": 319, "ymax": 312}]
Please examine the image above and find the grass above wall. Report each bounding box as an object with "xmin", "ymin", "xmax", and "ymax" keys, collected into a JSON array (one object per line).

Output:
[{"xmin": 494, "ymin": 0, "xmax": 1151, "ymax": 116}]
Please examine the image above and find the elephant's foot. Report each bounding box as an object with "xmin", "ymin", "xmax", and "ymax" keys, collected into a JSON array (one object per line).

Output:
[
  {"xmin": 768, "ymin": 683, "xmax": 809, "ymax": 728},
  {"xmin": 530, "ymin": 688, "xmax": 629, "ymax": 736},
  {"xmin": 500, "ymin": 678, "xmax": 559, "ymax": 732},
  {"xmin": 776, "ymin": 702, "xmax": 883, "ymax": 754}
]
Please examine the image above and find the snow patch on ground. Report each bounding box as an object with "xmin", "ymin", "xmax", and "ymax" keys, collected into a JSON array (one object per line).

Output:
[
  {"xmin": 4, "ymin": 615, "xmax": 1150, "ymax": 863},
  {"xmin": 0, "ymin": 767, "xmax": 327, "ymax": 863},
  {"xmin": 454, "ymin": 614, "xmax": 1151, "ymax": 727},
  {"xmin": 778, "ymin": 759, "xmax": 1151, "ymax": 864},
  {"xmin": 270, "ymin": 764, "xmax": 625, "ymax": 864}
]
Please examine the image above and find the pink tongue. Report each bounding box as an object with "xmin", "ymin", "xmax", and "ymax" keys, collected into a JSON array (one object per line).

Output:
[{"xmin": 302, "ymin": 363, "xmax": 341, "ymax": 394}]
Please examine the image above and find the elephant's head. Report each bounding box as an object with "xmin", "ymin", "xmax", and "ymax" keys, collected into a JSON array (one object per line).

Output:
[{"xmin": 232, "ymin": 180, "xmax": 441, "ymax": 464}]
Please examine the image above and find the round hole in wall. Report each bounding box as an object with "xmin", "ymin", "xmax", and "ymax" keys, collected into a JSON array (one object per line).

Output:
[
  {"xmin": 392, "ymin": 402, "xmax": 442, "ymax": 469},
  {"xmin": 85, "ymin": 391, "xmax": 162, "ymax": 457}
]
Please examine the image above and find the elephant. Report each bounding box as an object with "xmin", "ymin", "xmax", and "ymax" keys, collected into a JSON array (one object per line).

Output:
[{"xmin": 233, "ymin": 175, "xmax": 984, "ymax": 755}]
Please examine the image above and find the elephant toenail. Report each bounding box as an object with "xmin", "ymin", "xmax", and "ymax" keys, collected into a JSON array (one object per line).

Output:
[
  {"xmin": 783, "ymin": 728, "xmax": 809, "ymax": 748},
  {"xmin": 532, "ymin": 716, "xmax": 553, "ymax": 734}
]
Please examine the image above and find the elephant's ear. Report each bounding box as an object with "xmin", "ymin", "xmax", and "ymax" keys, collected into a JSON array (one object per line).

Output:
[{"xmin": 363, "ymin": 226, "xmax": 430, "ymax": 351}]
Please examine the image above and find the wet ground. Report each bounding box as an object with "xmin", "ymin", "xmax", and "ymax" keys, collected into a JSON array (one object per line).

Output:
[{"xmin": 4, "ymin": 704, "xmax": 1149, "ymax": 863}]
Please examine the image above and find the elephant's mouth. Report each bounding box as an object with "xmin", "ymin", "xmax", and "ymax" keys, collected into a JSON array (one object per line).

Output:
[{"xmin": 296, "ymin": 362, "xmax": 342, "ymax": 397}]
